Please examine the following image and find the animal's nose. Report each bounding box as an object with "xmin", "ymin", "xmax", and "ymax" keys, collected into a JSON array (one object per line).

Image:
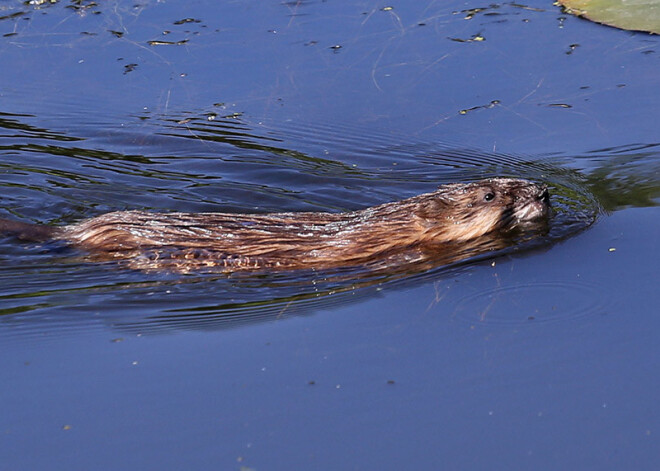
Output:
[{"xmin": 537, "ymin": 187, "xmax": 550, "ymax": 204}]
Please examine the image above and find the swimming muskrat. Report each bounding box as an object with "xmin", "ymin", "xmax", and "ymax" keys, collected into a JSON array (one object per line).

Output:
[{"xmin": 0, "ymin": 178, "xmax": 550, "ymax": 272}]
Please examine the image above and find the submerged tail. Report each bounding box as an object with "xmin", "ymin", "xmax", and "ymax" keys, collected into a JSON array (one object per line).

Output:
[{"xmin": 0, "ymin": 217, "xmax": 57, "ymax": 242}]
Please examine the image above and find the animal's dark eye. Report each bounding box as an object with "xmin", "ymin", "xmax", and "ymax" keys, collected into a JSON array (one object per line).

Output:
[{"xmin": 484, "ymin": 192, "xmax": 495, "ymax": 202}]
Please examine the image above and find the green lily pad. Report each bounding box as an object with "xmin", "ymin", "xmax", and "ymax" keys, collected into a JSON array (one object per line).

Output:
[{"xmin": 559, "ymin": 0, "xmax": 660, "ymax": 34}]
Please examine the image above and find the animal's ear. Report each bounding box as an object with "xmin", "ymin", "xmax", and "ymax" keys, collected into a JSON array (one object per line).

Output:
[{"xmin": 413, "ymin": 197, "xmax": 452, "ymax": 226}]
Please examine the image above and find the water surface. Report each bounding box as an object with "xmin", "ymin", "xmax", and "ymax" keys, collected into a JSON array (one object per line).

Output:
[{"xmin": 1, "ymin": 1, "xmax": 659, "ymax": 470}]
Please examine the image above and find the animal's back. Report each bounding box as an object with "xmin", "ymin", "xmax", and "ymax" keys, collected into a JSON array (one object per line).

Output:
[{"xmin": 0, "ymin": 178, "xmax": 551, "ymax": 272}]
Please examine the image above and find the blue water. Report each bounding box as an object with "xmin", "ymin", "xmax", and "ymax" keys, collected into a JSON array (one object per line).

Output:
[{"xmin": 1, "ymin": 1, "xmax": 659, "ymax": 469}]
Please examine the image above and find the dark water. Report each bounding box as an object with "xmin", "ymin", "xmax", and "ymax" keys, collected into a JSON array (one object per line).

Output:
[{"xmin": 1, "ymin": 1, "xmax": 659, "ymax": 470}]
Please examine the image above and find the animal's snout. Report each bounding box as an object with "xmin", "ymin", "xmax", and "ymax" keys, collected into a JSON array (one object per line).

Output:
[{"xmin": 536, "ymin": 186, "xmax": 550, "ymax": 204}]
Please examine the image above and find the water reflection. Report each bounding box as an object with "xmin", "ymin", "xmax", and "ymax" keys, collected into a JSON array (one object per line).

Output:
[
  {"xmin": 0, "ymin": 112, "xmax": 82, "ymax": 141},
  {"xmin": 579, "ymin": 143, "xmax": 660, "ymax": 210}
]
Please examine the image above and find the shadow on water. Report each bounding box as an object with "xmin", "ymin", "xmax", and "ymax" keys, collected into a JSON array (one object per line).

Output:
[{"xmin": 0, "ymin": 110, "xmax": 609, "ymax": 338}]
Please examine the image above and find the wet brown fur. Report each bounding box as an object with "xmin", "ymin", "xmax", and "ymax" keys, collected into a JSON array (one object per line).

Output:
[{"xmin": 10, "ymin": 177, "xmax": 549, "ymax": 271}]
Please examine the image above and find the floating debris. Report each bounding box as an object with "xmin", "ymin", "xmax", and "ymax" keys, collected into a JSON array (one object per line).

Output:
[
  {"xmin": 147, "ymin": 39, "xmax": 189, "ymax": 46},
  {"xmin": 449, "ymin": 33, "xmax": 485, "ymax": 43},
  {"xmin": 173, "ymin": 18, "xmax": 201, "ymax": 25},
  {"xmin": 566, "ymin": 43, "xmax": 579, "ymax": 55},
  {"xmin": 459, "ymin": 100, "xmax": 500, "ymax": 115}
]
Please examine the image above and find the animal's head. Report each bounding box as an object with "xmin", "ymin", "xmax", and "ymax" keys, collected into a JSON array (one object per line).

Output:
[{"xmin": 416, "ymin": 178, "xmax": 551, "ymax": 241}]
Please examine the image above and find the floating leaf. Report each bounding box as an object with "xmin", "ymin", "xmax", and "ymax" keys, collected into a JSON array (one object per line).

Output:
[{"xmin": 559, "ymin": 0, "xmax": 660, "ymax": 34}]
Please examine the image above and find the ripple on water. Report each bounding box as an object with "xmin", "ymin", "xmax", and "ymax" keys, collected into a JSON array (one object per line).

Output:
[
  {"xmin": 452, "ymin": 281, "xmax": 609, "ymax": 326},
  {"xmin": 0, "ymin": 114, "xmax": 604, "ymax": 336}
]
